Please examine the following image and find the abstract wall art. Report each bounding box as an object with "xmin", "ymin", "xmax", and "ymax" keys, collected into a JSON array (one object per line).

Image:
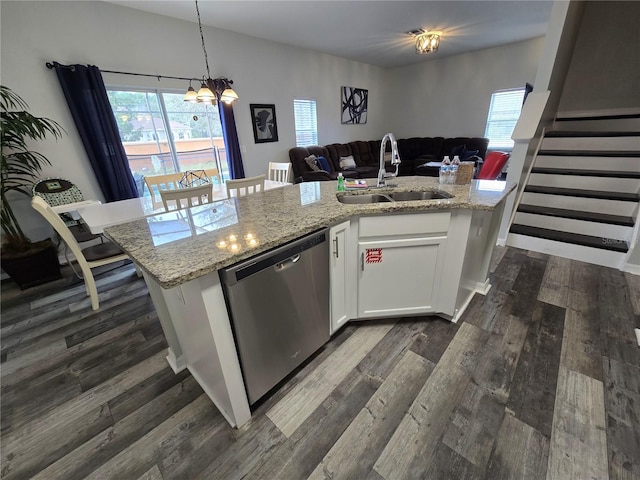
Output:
[
  {"xmin": 250, "ymin": 104, "xmax": 278, "ymax": 143},
  {"xmin": 341, "ymin": 86, "xmax": 368, "ymax": 124}
]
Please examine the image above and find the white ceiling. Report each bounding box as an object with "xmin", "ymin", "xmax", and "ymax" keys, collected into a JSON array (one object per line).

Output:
[{"xmin": 108, "ymin": 0, "xmax": 554, "ymax": 68}]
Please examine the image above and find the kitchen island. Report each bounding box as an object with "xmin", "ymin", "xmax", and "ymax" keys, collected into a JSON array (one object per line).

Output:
[{"xmin": 105, "ymin": 176, "xmax": 516, "ymax": 428}]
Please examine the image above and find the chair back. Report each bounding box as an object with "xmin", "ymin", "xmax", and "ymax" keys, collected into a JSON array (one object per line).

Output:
[
  {"xmin": 31, "ymin": 196, "xmax": 86, "ymax": 264},
  {"xmin": 268, "ymin": 162, "xmax": 291, "ymax": 183},
  {"xmin": 204, "ymin": 168, "xmax": 221, "ymax": 185},
  {"xmin": 32, "ymin": 177, "xmax": 102, "ymax": 251},
  {"xmin": 160, "ymin": 183, "xmax": 213, "ymax": 211},
  {"xmin": 226, "ymin": 174, "xmax": 266, "ymax": 197},
  {"xmin": 144, "ymin": 172, "xmax": 183, "ymax": 209},
  {"xmin": 32, "ymin": 195, "xmax": 129, "ymax": 310},
  {"xmin": 476, "ymin": 152, "xmax": 510, "ymax": 180}
]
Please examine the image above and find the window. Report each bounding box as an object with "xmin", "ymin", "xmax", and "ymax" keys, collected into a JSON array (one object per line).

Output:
[
  {"xmin": 106, "ymin": 88, "xmax": 229, "ymax": 188},
  {"xmin": 293, "ymin": 98, "xmax": 318, "ymax": 147},
  {"xmin": 484, "ymin": 87, "xmax": 526, "ymax": 150}
]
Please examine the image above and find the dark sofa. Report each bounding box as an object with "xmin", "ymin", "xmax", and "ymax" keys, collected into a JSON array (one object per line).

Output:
[{"xmin": 289, "ymin": 136, "xmax": 489, "ymax": 182}]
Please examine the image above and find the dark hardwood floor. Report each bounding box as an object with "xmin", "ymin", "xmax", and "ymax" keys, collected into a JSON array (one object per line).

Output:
[{"xmin": 1, "ymin": 247, "xmax": 639, "ymax": 479}]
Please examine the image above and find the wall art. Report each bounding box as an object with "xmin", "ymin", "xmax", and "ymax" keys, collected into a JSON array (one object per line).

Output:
[
  {"xmin": 341, "ymin": 86, "xmax": 368, "ymax": 124},
  {"xmin": 250, "ymin": 104, "xmax": 278, "ymax": 143}
]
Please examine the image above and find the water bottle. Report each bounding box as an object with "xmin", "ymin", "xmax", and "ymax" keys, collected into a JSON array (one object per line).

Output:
[
  {"xmin": 337, "ymin": 172, "xmax": 345, "ymax": 192},
  {"xmin": 450, "ymin": 155, "xmax": 460, "ymax": 185},
  {"xmin": 440, "ymin": 156, "xmax": 451, "ymax": 185}
]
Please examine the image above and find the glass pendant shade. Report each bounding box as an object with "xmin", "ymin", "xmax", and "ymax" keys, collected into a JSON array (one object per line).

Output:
[
  {"xmin": 196, "ymin": 82, "xmax": 215, "ymax": 102},
  {"xmin": 220, "ymin": 87, "xmax": 239, "ymax": 104},
  {"xmin": 183, "ymin": 86, "xmax": 198, "ymax": 102},
  {"xmin": 415, "ymin": 33, "xmax": 440, "ymax": 54}
]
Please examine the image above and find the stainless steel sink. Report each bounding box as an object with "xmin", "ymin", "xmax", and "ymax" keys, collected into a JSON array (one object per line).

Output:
[
  {"xmin": 388, "ymin": 190, "xmax": 452, "ymax": 201},
  {"xmin": 337, "ymin": 193, "xmax": 393, "ymax": 204},
  {"xmin": 337, "ymin": 190, "xmax": 453, "ymax": 204}
]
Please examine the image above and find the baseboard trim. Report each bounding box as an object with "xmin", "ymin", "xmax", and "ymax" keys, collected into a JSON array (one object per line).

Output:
[
  {"xmin": 165, "ymin": 348, "xmax": 187, "ymax": 374},
  {"xmin": 623, "ymin": 263, "xmax": 640, "ymax": 275}
]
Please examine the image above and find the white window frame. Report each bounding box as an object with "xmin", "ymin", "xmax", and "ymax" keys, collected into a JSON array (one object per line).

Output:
[
  {"xmin": 484, "ymin": 87, "xmax": 526, "ymax": 150},
  {"xmin": 293, "ymin": 98, "xmax": 318, "ymax": 147}
]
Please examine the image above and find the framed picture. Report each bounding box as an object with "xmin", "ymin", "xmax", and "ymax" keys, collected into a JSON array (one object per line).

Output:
[
  {"xmin": 341, "ymin": 86, "xmax": 368, "ymax": 124},
  {"xmin": 250, "ymin": 104, "xmax": 278, "ymax": 143}
]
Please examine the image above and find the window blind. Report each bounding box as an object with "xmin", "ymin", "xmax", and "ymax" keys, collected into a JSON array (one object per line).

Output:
[
  {"xmin": 484, "ymin": 88, "xmax": 526, "ymax": 150},
  {"xmin": 293, "ymin": 99, "xmax": 318, "ymax": 147}
]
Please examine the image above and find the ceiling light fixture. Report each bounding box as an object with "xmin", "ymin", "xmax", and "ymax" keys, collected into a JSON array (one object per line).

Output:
[
  {"xmin": 415, "ymin": 32, "xmax": 440, "ymax": 54},
  {"xmin": 184, "ymin": 0, "xmax": 239, "ymax": 104}
]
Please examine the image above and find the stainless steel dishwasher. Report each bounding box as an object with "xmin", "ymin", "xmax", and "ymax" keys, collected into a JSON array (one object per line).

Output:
[{"xmin": 221, "ymin": 229, "xmax": 330, "ymax": 404}]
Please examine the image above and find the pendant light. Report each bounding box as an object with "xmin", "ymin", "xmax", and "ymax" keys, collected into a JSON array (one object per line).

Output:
[{"xmin": 183, "ymin": 0, "xmax": 239, "ymax": 105}]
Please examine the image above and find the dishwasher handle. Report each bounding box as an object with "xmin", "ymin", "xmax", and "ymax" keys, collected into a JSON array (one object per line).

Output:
[
  {"xmin": 221, "ymin": 229, "xmax": 328, "ymax": 284},
  {"xmin": 275, "ymin": 254, "xmax": 301, "ymax": 272}
]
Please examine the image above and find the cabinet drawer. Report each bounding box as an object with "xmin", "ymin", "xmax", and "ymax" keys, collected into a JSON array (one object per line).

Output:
[{"xmin": 359, "ymin": 212, "xmax": 450, "ymax": 238}]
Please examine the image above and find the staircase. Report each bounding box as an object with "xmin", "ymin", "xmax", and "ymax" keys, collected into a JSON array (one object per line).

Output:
[{"xmin": 507, "ymin": 113, "xmax": 640, "ymax": 268}]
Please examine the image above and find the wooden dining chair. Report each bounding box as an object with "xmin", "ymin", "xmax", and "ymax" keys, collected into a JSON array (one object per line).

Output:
[
  {"xmin": 204, "ymin": 168, "xmax": 222, "ymax": 185},
  {"xmin": 31, "ymin": 195, "xmax": 132, "ymax": 311},
  {"xmin": 225, "ymin": 174, "xmax": 266, "ymax": 197},
  {"xmin": 268, "ymin": 162, "xmax": 291, "ymax": 183},
  {"xmin": 144, "ymin": 172, "xmax": 183, "ymax": 209},
  {"xmin": 160, "ymin": 183, "xmax": 214, "ymax": 211}
]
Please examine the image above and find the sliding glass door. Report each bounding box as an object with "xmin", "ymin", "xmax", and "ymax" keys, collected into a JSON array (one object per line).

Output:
[{"xmin": 107, "ymin": 88, "xmax": 229, "ymax": 190}]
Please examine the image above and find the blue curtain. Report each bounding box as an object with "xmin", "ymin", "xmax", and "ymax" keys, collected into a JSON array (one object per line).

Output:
[
  {"xmin": 52, "ymin": 62, "xmax": 139, "ymax": 201},
  {"xmin": 218, "ymin": 101, "xmax": 245, "ymax": 179}
]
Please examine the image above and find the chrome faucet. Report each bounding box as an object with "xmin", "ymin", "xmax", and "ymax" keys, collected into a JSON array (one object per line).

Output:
[{"xmin": 377, "ymin": 132, "xmax": 401, "ymax": 187}]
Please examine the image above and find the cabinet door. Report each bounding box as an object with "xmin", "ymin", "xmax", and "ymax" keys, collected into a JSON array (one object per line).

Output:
[
  {"xmin": 357, "ymin": 236, "xmax": 446, "ymax": 319},
  {"xmin": 329, "ymin": 221, "xmax": 351, "ymax": 334}
]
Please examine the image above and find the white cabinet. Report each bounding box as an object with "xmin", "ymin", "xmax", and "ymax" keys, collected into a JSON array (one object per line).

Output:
[
  {"xmin": 356, "ymin": 212, "xmax": 449, "ymax": 319},
  {"xmin": 329, "ymin": 220, "xmax": 352, "ymax": 334}
]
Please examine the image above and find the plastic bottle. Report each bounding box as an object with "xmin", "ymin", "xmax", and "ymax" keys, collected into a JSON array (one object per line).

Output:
[
  {"xmin": 450, "ymin": 155, "xmax": 460, "ymax": 185},
  {"xmin": 440, "ymin": 156, "xmax": 451, "ymax": 185},
  {"xmin": 337, "ymin": 172, "xmax": 345, "ymax": 191}
]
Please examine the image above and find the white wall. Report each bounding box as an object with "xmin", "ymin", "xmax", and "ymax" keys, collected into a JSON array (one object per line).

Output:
[
  {"xmin": 387, "ymin": 38, "xmax": 544, "ymax": 138},
  {"xmin": 1, "ymin": 1, "xmax": 544, "ymax": 244},
  {"xmin": 558, "ymin": 1, "xmax": 640, "ymax": 113},
  {"xmin": 0, "ymin": 0, "xmax": 389, "ymax": 241}
]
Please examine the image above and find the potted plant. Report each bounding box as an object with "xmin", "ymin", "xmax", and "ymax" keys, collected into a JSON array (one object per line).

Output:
[{"xmin": 1, "ymin": 85, "xmax": 65, "ymax": 289}]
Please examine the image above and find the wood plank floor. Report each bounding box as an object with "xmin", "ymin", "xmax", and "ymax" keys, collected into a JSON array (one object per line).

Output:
[{"xmin": 1, "ymin": 248, "xmax": 639, "ymax": 480}]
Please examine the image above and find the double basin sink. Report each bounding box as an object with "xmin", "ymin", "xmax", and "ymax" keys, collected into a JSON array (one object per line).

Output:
[{"xmin": 338, "ymin": 190, "xmax": 452, "ymax": 204}]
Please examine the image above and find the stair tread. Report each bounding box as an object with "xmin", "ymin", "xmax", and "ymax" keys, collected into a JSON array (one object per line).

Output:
[
  {"xmin": 531, "ymin": 167, "xmax": 640, "ymax": 178},
  {"xmin": 524, "ymin": 185, "xmax": 640, "ymax": 202},
  {"xmin": 509, "ymin": 224, "xmax": 628, "ymax": 253},
  {"xmin": 538, "ymin": 150, "xmax": 640, "ymax": 157},
  {"xmin": 517, "ymin": 204, "xmax": 635, "ymax": 226},
  {"xmin": 545, "ymin": 130, "xmax": 640, "ymax": 137}
]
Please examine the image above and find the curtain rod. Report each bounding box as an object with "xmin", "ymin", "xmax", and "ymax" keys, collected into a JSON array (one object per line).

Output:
[{"xmin": 45, "ymin": 62, "xmax": 199, "ymax": 82}]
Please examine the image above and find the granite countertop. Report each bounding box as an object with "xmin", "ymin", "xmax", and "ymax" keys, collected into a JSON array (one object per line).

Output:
[{"xmin": 105, "ymin": 176, "xmax": 516, "ymax": 289}]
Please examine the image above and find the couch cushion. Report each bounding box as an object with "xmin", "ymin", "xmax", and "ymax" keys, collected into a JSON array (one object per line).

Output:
[
  {"xmin": 317, "ymin": 155, "xmax": 332, "ymax": 172},
  {"xmin": 326, "ymin": 143, "xmax": 352, "ymax": 171},
  {"xmin": 397, "ymin": 137, "xmax": 423, "ymax": 161},
  {"xmin": 353, "ymin": 166, "xmax": 379, "ymax": 178},
  {"xmin": 289, "ymin": 147, "xmax": 312, "ymax": 178},
  {"xmin": 449, "ymin": 144, "xmax": 478, "ymax": 161},
  {"xmin": 348, "ymin": 141, "xmax": 376, "ymax": 166},
  {"xmin": 305, "ymin": 154, "xmax": 322, "ymax": 171},
  {"xmin": 368, "ymin": 140, "xmax": 382, "ymax": 164},
  {"xmin": 339, "ymin": 155, "xmax": 357, "ymax": 170},
  {"xmin": 441, "ymin": 137, "xmax": 489, "ymax": 160},
  {"xmin": 417, "ymin": 137, "xmax": 444, "ymax": 159},
  {"xmin": 307, "ymin": 146, "xmax": 332, "ymax": 168}
]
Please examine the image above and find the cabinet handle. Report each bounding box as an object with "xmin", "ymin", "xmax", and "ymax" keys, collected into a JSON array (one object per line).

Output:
[
  {"xmin": 361, "ymin": 252, "xmax": 364, "ymax": 271},
  {"xmin": 333, "ymin": 237, "xmax": 339, "ymax": 258}
]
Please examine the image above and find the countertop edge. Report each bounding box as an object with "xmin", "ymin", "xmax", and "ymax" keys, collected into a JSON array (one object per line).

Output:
[{"xmin": 106, "ymin": 178, "xmax": 516, "ymax": 289}]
